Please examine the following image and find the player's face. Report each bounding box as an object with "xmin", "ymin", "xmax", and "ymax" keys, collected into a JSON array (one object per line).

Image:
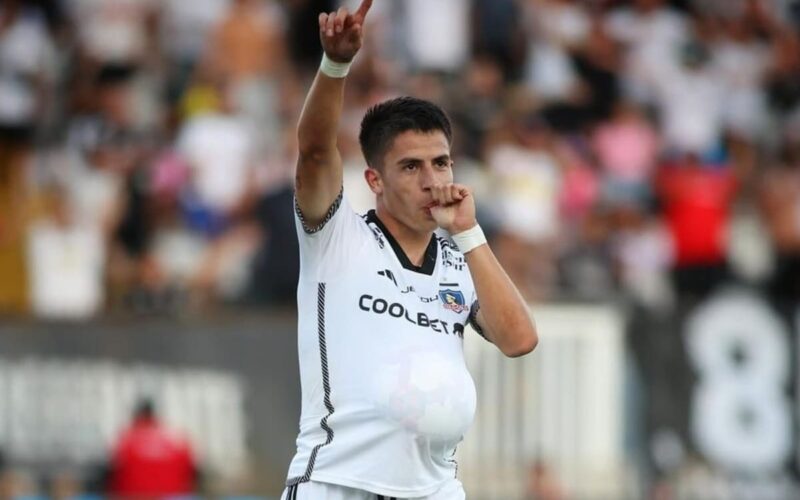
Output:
[{"xmin": 368, "ymin": 130, "xmax": 453, "ymax": 234}]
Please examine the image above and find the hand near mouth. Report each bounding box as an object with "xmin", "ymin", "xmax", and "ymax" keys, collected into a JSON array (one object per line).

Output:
[{"xmin": 428, "ymin": 183, "xmax": 477, "ymax": 234}]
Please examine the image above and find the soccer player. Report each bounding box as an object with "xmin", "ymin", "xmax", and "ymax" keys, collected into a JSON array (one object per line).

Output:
[{"xmin": 284, "ymin": 1, "xmax": 538, "ymax": 498}]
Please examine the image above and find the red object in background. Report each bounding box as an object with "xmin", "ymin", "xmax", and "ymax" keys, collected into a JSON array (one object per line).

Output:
[
  {"xmin": 108, "ymin": 415, "xmax": 197, "ymax": 497},
  {"xmin": 658, "ymin": 161, "xmax": 738, "ymax": 266}
]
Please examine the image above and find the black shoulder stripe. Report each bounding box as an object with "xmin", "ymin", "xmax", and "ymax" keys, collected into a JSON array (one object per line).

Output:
[
  {"xmin": 295, "ymin": 187, "xmax": 344, "ymax": 234},
  {"xmin": 468, "ymin": 300, "xmax": 488, "ymax": 341}
]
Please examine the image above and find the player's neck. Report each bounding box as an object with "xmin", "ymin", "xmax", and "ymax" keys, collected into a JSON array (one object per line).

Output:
[{"xmin": 375, "ymin": 206, "xmax": 433, "ymax": 267}]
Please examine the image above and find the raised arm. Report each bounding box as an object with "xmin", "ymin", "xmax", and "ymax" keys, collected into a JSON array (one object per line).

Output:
[{"xmin": 295, "ymin": 0, "xmax": 373, "ymax": 227}]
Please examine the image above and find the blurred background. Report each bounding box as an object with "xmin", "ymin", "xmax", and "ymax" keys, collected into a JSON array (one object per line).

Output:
[{"xmin": 1, "ymin": 0, "xmax": 800, "ymax": 498}]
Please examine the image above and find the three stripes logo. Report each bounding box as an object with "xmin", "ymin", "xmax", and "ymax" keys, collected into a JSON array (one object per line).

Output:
[{"xmin": 378, "ymin": 269, "xmax": 398, "ymax": 286}]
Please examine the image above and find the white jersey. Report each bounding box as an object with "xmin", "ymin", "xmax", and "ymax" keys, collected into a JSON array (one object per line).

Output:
[{"xmin": 287, "ymin": 192, "xmax": 484, "ymax": 497}]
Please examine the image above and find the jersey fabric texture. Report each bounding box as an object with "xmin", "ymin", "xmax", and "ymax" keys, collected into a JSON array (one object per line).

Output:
[
  {"xmin": 287, "ymin": 191, "xmax": 484, "ymax": 498},
  {"xmin": 281, "ymin": 477, "xmax": 466, "ymax": 500}
]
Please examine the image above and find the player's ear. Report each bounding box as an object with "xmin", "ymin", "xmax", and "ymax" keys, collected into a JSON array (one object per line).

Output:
[{"xmin": 365, "ymin": 167, "xmax": 383, "ymax": 195}]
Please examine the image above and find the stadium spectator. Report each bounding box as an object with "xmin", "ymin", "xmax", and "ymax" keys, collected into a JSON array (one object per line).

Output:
[
  {"xmin": 68, "ymin": 0, "xmax": 159, "ymax": 70},
  {"xmin": 651, "ymin": 39, "xmax": 726, "ymax": 156},
  {"xmin": 446, "ymin": 56, "xmax": 508, "ymax": 160},
  {"xmin": 486, "ymin": 114, "xmax": 564, "ymax": 301},
  {"xmin": 473, "ymin": 0, "xmax": 526, "ymax": 81},
  {"xmin": 711, "ymin": 14, "xmax": 771, "ymax": 142},
  {"xmin": 559, "ymin": 205, "xmax": 617, "ymax": 300},
  {"xmin": 592, "ymin": 100, "xmax": 660, "ymax": 211},
  {"xmin": 45, "ymin": 469, "xmax": 87, "ymax": 500},
  {"xmin": 605, "ymin": 0, "xmax": 690, "ymax": 103},
  {"xmin": 289, "ymin": 0, "xmax": 345, "ymax": 79},
  {"xmin": 173, "ymin": 78, "xmax": 262, "ymax": 306},
  {"xmin": 67, "ymin": 66, "xmax": 159, "ymax": 310},
  {"xmin": 566, "ymin": 14, "xmax": 622, "ymax": 126},
  {"xmin": 525, "ymin": 460, "xmax": 565, "ymax": 500},
  {"xmin": 765, "ymin": 29, "xmax": 800, "ymax": 138},
  {"xmin": 0, "ymin": 467, "xmax": 36, "ymax": 500},
  {"xmin": 205, "ymin": 0, "xmax": 287, "ymax": 146},
  {"xmin": 26, "ymin": 185, "xmax": 105, "ymax": 319},
  {"xmin": 612, "ymin": 204, "xmax": 675, "ymax": 311},
  {"xmin": 403, "ymin": 0, "xmax": 470, "ymax": 73},
  {"xmin": 107, "ymin": 399, "xmax": 198, "ymax": 498},
  {"xmin": 759, "ymin": 139, "xmax": 800, "ymax": 303},
  {"xmin": 248, "ymin": 186, "xmax": 299, "ymax": 306},
  {"xmin": 523, "ymin": 0, "xmax": 585, "ymax": 106},
  {"xmin": 0, "ymin": 0, "xmax": 793, "ymax": 318},
  {"xmin": 656, "ymin": 152, "xmax": 738, "ymax": 298},
  {"xmin": 246, "ymin": 126, "xmax": 299, "ymax": 306},
  {"xmin": 159, "ymin": 0, "xmax": 231, "ymax": 101},
  {"xmin": 0, "ymin": 0, "xmax": 55, "ymax": 315}
]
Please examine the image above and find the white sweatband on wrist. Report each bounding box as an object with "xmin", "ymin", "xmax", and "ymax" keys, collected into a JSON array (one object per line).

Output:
[
  {"xmin": 451, "ymin": 225, "xmax": 487, "ymax": 254},
  {"xmin": 320, "ymin": 53, "xmax": 352, "ymax": 78}
]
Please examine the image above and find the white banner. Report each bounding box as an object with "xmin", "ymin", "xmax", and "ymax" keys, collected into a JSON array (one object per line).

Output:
[
  {"xmin": 0, "ymin": 357, "xmax": 248, "ymax": 478},
  {"xmin": 457, "ymin": 304, "xmax": 627, "ymax": 499}
]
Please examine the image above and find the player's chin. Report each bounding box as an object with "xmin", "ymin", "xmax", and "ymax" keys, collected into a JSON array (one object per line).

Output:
[
  {"xmin": 418, "ymin": 211, "xmax": 439, "ymax": 232},
  {"xmin": 420, "ymin": 212, "xmax": 439, "ymax": 232}
]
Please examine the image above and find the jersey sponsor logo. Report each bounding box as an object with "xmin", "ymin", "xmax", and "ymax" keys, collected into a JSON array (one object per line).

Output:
[
  {"xmin": 358, "ymin": 294, "xmax": 465, "ymax": 338},
  {"xmin": 439, "ymin": 289, "xmax": 469, "ymax": 313}
]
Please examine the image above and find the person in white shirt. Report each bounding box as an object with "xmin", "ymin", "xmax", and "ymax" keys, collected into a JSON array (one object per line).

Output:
[{"xmin": 283, "ymin": 2, "xmax": 538, "ymax": 499}]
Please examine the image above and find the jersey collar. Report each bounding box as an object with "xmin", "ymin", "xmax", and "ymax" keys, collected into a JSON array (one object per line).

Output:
[{"xmin": 365, "ymin": 210, "xmax": 438, "ymax": 275}]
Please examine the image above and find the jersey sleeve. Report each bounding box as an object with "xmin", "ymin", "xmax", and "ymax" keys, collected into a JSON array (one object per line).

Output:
[
  {"xmin": 467, "ymin": 300, "xmax": 489, "ymax": 341},
  {"xmin": 462, "ymin": 264, "xmax": 489, "ymax": 342},
  {"xmin": 294, "ymin": 188, "xmax": 367, "ymax": 281}
]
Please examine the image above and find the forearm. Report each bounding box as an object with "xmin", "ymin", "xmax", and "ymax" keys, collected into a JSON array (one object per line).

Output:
[
  {"xmin": 465, "ymin": 244, "xmax": 538, "ymax": 357},
  {"xmin": 428, "ymin": 184, "xmax": 538, "ymax": 357},
  {"xmin": 297, "ymin": 72, "xmax": 346, "ymax": 158},
  {"xmin": 294, "ymin": 71, "xmax": 346, "ymax": 226}
]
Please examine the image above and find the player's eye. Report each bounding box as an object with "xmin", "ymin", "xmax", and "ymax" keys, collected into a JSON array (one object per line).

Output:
[{"xmin": 403, "ymin": 162, "xmax": 418, "ymax": 171}]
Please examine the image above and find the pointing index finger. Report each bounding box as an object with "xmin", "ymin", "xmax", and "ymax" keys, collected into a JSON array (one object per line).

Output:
[{"xmin": 354, "ymin": 0, "xmax": 373, "ymax": 22}]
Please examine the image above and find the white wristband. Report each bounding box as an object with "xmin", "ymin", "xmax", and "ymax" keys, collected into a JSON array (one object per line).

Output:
[
  {"xmin": 320, "ymin": 53, "xmax": 352, "ymax": 78},
  {"xmin": 451, "ymin": 225, "xmax": 487, "ymax": 254}
]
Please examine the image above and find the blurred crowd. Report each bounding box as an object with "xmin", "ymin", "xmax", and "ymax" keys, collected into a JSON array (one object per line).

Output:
[
  {"xmin": 0, "ymin": 399, "xmax": 200, "ymax": 500},
  {"xmin": 1, "ymin": 0, "xmax": 799, "ymax": 319}
]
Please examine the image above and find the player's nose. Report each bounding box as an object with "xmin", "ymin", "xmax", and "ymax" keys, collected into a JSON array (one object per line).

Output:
[{"xmin": 419, "ymin": 162, "xmax": 436, "ymax": 190}]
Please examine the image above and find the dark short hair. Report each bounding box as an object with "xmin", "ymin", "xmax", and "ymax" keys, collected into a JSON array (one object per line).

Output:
[
  {"xmin": 359, "ymin": 97, "xmax": 453, "ymax": 169},
  {"xmin": 134, "ymin": 398, "xmax": 156, "ymax": 419}
]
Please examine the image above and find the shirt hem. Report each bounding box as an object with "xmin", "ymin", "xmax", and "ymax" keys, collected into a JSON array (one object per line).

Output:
[{"xmin": 302, "ymin": 471, "xmax": 450, "ymax": 498}]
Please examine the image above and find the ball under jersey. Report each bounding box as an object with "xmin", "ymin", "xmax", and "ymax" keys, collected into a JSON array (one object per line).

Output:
[{"xmin": 286, "ymin": 191, "xmax": 486, "ymax": 498}]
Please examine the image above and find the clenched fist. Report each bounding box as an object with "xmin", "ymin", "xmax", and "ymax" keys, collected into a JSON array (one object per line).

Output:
[{"xmin": 429, "ymin": 183, "xmax": 478, "ymax": 235}]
